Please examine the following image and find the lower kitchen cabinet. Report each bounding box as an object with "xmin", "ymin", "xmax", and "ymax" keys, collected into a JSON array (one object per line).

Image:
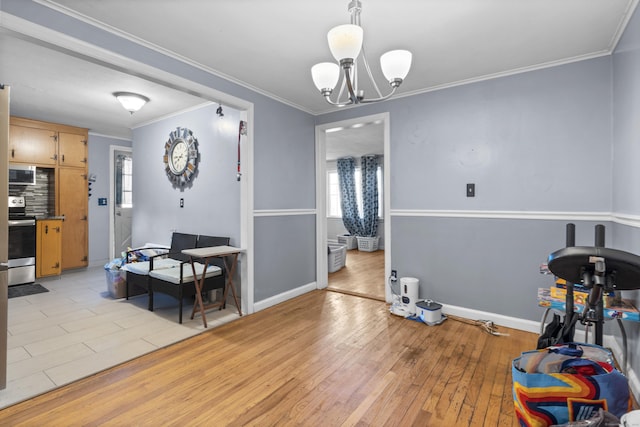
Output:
[{"xmin": 37, "ymin": 219, "xmax": 62, "ymax": 278}]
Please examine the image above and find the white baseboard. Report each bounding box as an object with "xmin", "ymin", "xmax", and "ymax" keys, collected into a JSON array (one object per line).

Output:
[
  {"xmin": 253, "ymin": 282, "xmax": 317, "ymax": 312},
  {"xmin": 441, "ymin": 303, "xmax": 541, "ymax": 334}
]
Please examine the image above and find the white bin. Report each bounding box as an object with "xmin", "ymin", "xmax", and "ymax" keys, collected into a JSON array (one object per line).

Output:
[
  {"xmin": 328, "ymin": 244, "xmax": 347, "ymax": 273},
  {"xmin": 357, "ymin": 236, "xmax": 379, "ymax": 252},
  {"xmin": 337, "ymin": 234, "xmax": 358, "ymax": 250}
]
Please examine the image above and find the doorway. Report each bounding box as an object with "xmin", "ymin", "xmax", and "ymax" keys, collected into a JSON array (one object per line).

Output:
[
  {"xmin": 110, "ymin": 146, "xmax": 133, "ymax": 259},
  {"xmin": 315, "ymin": 112, "xmax": 391, "ymax": 303}
]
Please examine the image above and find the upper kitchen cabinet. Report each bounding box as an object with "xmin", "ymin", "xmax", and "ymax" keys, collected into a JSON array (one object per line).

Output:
[
  {"xmin": 8, "ymin": 123, "xmax": 57, "ymax": 165},
  {"xmin": 9, "ymin": 117, "xmax": 88, "ymax": 168},
  {"xmin": 58, "ymin": 132, "xmax": 87, "ymax": 168}
]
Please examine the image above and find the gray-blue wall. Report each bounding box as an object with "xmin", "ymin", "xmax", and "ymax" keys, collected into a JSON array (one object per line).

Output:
[
  {"xmin": 317, "ymin": 56, "xmax": 613, "ymax": 322},
  {"xmin": 131, "ymin": 104, "xmax": 241, "ymax": 247},
  {"xmin": 612, "ymin": 5, "xmax": 640, "ymax": 384},
  {"xmin": 252, "ymin": 95, "xmax": 317, "ymax": 300}
]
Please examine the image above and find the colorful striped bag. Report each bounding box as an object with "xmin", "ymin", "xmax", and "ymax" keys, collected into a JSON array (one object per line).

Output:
[{"xmin": 512, "ymin": 343, "xmax": 630, "ymax": 426}]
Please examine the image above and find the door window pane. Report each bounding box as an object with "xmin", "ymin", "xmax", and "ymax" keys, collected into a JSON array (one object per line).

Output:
[{"xmin": 116, "ymin": 155, "xmax": 133, "ymax": 208}]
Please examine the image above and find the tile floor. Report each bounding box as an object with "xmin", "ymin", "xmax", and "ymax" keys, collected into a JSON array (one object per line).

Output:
[{"xmin": 1, "ymin": 266, "xmax": 241, "ymax": 409}]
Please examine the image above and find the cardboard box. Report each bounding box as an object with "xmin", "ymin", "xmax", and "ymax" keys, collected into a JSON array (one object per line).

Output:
[
  {"xmin": 537, "ymin": 287, "xmax": 639, "ymax": 322},
  {"xmin": 550, "ymin": 284, "xmax": 615, "ymax": 307}
]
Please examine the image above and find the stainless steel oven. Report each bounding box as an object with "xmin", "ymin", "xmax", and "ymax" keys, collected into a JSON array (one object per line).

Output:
[{"xmin": 8, "ymin": 196, "xmax": 36, "ymax": 285}]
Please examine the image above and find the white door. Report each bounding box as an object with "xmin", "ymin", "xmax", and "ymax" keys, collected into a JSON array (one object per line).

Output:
[{"xmin": 111, "ymin": 148, "xmax": 132, "ymax": 258}]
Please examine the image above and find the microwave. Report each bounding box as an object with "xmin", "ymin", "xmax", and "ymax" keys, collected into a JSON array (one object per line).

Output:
[{"xmin": 9, "ymin": 164, "xmax": 37, "ymax": 185}]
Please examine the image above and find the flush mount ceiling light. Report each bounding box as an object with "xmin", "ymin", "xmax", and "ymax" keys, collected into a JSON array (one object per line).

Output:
[
  {"xmin": 113, "ymin": 92, "xmax": 150, "ymax": 114},
  {"xmin": 311, "ymin": 0, "xmax": 412, "ymax": 107}
]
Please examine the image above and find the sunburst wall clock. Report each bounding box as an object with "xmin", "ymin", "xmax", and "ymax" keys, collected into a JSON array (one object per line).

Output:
[{"xmin": 163, "ymin": 127, "xmax": 200, "ymax": 187}]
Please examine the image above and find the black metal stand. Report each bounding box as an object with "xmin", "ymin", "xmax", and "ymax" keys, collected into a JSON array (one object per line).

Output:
[{"xmin": 546, "ymin": 223, "xmax": 640, "ymax": 371}]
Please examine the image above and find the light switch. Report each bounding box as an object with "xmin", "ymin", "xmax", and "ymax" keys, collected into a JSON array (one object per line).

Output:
[{"xmin": 467, "ymin": 183, "xmax": 475, "ymax": 197}]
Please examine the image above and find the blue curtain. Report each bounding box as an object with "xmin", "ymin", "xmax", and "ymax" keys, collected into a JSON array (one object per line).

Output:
[
  {"xmin": 360, "ymin": 155, "xmax": 379, "ymax": 237},
  {"xmin": 337, "ymin": 157, "xmax": 362, "ymax": 236}
]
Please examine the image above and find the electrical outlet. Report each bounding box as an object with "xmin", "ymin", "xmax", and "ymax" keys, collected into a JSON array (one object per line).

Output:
[{"xmin": 180, "ymin": 198, "xmax": 184, "ymax": 208}]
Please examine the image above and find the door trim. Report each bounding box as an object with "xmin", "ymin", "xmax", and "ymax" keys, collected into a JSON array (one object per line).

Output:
[
  {"xmin": 109, "ymin": 145, "xmax": 132, "ymax": 260},
  {"xmin": 315, "ymin": 112, "xmax": 392, "ymax": 303}
]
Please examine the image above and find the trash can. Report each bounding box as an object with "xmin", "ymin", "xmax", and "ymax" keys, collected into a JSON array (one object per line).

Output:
[
  {"xmin": 104, "ymin": 258, "xmax": 126, "ymax": 299},
  {"xmin": 105, "ymin": 269, "xmax": 126, "ymax": 299}
]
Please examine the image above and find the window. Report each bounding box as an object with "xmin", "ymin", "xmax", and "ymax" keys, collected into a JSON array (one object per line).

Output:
[
  {"xmin": 327, "ymin": 165, "xmax": 383, "ymax": 218},
  {"xmin": 328, "ymin": 171, "xmax": 341, "ymax": 217},
  {"xmin": 116, "ymin": 155, "xmax": 133, "ymax": 208}
]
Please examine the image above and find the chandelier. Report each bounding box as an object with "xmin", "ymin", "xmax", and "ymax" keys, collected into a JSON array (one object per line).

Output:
[{"xmin": 311, "ymin": 0, "xmax": 412, "ymax": 107}]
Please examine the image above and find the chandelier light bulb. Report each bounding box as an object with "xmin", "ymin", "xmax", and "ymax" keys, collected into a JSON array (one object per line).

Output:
[
  {"xmin": 380, "ymin": 50, "xmax": 413, "ymax": 83},
  {"xmin": 312, "ymin": 62, "xmax": 340, "ymax": 92},
  {"xmin": 327, "ymin": 24, "xmax": 363, "ymax": 62}
]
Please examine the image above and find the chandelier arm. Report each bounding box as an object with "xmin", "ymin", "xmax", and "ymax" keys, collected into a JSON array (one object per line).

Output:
[
  {"xmin": 357, "ymin": 86, "xmax": 399, "ymax": 104},
  {"xmin": 359, "ymin": 45, "xmax": 384, "ymax": 98},
  {"xmin": 320, "ymin": 70, "xmax": 355, "ymax": 107},
  {"xmin": 322, "ymin": 95, "xmax": 354, "ymax": 108},
  {"xmin": 343, "ymin": 65, "xmax": 359, "ymax": 104},
  {"xmin": 320, "ymin": 84, "xmax": 398, "ymax": 106},
  {"xmin": 336, "ymin": 73, "xmax": 348, "ymax": 104}
]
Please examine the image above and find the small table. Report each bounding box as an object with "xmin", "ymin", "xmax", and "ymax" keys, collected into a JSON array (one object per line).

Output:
[{"xmin": 182, "ymin": 246, "xmax": 243, "ymax": 327}]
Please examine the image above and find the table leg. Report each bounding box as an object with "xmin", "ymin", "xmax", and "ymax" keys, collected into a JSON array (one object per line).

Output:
[
  {"xmin": 223, "ymin": 253, "xmax": 242, "ymax": 316},
  {"xmin": 189, "ymin": 256, "xmax": 209, "ymax": 328}
]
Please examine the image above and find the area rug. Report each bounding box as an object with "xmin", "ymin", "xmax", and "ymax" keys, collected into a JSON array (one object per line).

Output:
[{"xmin": 8, "ymin": 283, "xmax": 49, "ymax": 299}]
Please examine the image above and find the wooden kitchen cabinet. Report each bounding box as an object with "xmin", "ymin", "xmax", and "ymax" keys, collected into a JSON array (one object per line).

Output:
[
  {"xmin": 37, "ymin": 219, "xmax": 63, "ymax": 278},
  {"xmin": 9, "ymin": 118, "xmax": 88, "ymax": 168},
  {"xmin": 58, "ymin": 132, "xmax": 87, "ymax": 167},
  {"xmin": 10, "ymin": 116, "xmax": 89, "ymax": 272},
  {"xmin": 58, "ymin": 167, "xmax": 88, "ymax": 270},
  {"xmin": 8, "ymin": 124, "xmax": 57, "ymax": 165}
]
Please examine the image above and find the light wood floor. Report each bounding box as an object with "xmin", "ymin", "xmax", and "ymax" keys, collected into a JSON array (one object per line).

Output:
[
  {"xmin": 0, "ymin": 289, "xmax": 537, "ymax": 426},
  {"xmin": 328, "ymin": 249, "xmax": 385, "ymax": 301}
]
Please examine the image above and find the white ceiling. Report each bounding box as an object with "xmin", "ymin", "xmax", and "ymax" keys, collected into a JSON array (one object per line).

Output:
[
  {"xmin": 326, "ymin": 121, "xmax": 384, "ymax": 161},
  {"xmin": 0, "ymin": 0, "xmax": 637, "ymax": 145}
]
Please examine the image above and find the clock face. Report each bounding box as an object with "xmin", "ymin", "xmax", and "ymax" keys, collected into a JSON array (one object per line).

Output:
[
  {"xmin": 169, "ymin": 140, "xmax": 189, "ymax": 174},
  {"xmin": 163, "ymin": 127, "xmax": 200, "ymax": 187}
]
